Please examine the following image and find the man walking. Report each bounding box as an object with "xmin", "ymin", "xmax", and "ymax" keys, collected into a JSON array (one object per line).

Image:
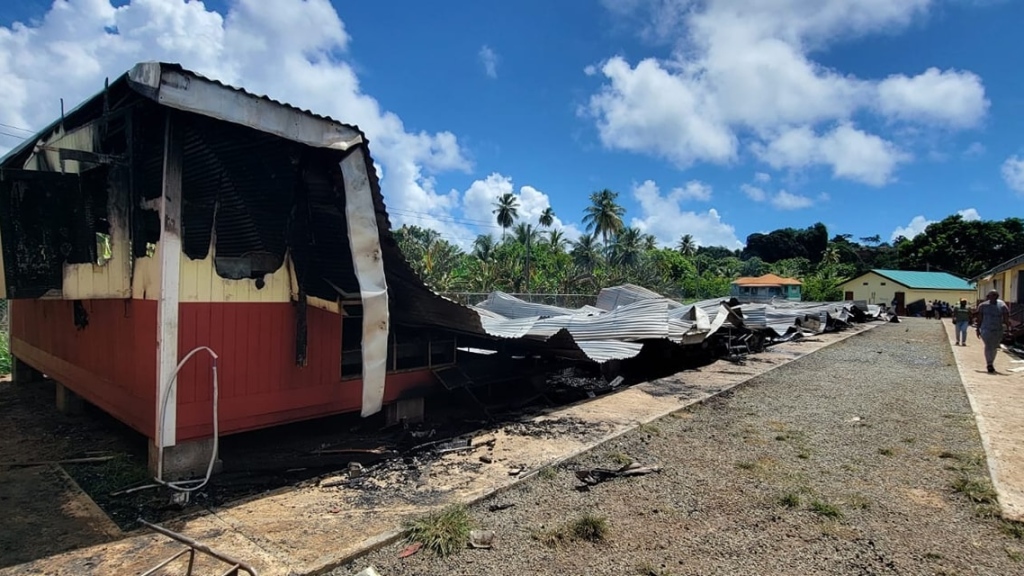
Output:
[
  {"xmin": 976, "ymin": 290, "xmax": 1011, "ymax": 373},
  {"xmin": 953, "ymin": 299, "xmax": 972, "ymax": 346}
]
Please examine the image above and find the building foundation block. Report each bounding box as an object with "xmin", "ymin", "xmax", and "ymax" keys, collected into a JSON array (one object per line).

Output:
[
  {"xmin": 148, "ymin": 437, "xmax": 222, "ymax": 481},
  {"xmin": 11, "ymin": 356, "xmax": 43, "ymax": 384},
  {"xmin": 55, "ymin": 382, "xmax": 85, "ymax": 416}
]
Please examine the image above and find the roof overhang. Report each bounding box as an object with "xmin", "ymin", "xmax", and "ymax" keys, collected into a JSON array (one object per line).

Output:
[
  {"xmin": 970, "ymin": 252, "xmax": 1024, "ymax": 283},
  {"xmin": 1, "ymin": 62, "xmax": 367, "ymax": 168},
  {"xmin": 126, "ymin": 63, "xmax": 363, "ymax": 152}
]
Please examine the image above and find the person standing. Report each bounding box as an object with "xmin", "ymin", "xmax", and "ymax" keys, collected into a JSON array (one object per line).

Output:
[
  {"xmin": 925, "ymin": 300, "xmax": 933, "ymax": 319},
  {"xmin": 975, "ymin": 290, "xmax": 1011, "ymax": 373},
  {"xmin": 952, "ymin": 299, "xmax": 972, "ymax": 346}
]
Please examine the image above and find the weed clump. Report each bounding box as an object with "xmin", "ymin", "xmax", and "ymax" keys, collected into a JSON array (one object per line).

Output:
[
  {"xmin": 534, "ymin": 514, "xmax": 609, "ymax": 548},
  {"xmin": 404, "ymin": 505, "xmax": 473, "ymax": 557},
  {"xmin": 809, "ymin": 499, "xmax": 843, "ymax": 519},
  {"xmin": 952, "ymin": 475, "xmax": 997, "ymax": 504}
]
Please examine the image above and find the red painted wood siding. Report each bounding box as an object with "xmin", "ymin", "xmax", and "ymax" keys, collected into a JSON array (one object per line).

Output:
[
  {"xmin": 174, "ymin": 302, "xmax": 437, "ymax": 441},
  {"xmin": 10, "ymin": 300, "xmax": 439, "ymax": 442},
  {"xmin": 10, "ymin": 299, "xmax": 158, "ymax": 437}
]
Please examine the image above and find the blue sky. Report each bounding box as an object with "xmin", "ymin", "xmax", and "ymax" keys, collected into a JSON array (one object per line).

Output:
[{"xmin": 2, "ymin": 0, "xmax": 1022, "ymax": 250}]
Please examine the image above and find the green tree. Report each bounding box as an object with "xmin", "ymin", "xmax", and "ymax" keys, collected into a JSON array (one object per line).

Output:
[
  {"xmin": 608, "ymin": 227, "xmax": 644, "ymax": 269},
  {"xmin": 539, "ymin": 207, "xmax": 555, "ymax": 228},
  {"xmin": 571, "ymin": 235, "xmax": 604, "ymax": 272},
  {"xmin": 582, "ymin": 189, "xmax": 625, "ymax": 242},
  {"xmin": 493, "ymin": 193, "xmax": 519, "ymax": 241},
  {"xmin": 676, "ymin": 234, "xmax": 696, "ymax": 257},
  {"xmin": 547, "ymin": 229, "xmax": 569, "ymax": 252},
  {"xmin": 472, "ymin": 234, "xmax": 496, "ymax": 262}
]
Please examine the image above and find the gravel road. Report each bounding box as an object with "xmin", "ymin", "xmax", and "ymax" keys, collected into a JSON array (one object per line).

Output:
[{"xmin": 336, "ymin": 319, "xmax": 1023, "ymax": 576}]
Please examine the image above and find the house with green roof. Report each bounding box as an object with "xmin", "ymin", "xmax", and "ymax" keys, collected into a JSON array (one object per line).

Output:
[{"xmin": 839, "ymin": 269, "xmax": 975, "ymax": 316}]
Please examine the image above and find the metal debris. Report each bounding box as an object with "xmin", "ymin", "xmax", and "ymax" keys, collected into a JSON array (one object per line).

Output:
[{"xmin": 574, "ymin": 462, "xmax": 662, "ymax": 486}]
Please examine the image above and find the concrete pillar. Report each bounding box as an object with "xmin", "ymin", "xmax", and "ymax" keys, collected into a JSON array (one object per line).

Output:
[
  {"xmin": 148, "ymin": 437, "xmax": 221, "ymax": 481},
  {"xmin": 385, "ymin": 397, "xmax": 425, "ymax": 427},
  {"xmin": 55, "ymin": 382, "xmax": 85, "ymax": 416},
  {"xmin": 11, "ymin": 356, "xmax": 43, "ymax": 384}
]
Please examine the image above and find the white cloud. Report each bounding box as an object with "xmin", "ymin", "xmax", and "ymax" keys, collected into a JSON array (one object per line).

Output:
[
  {"xmin": 963, "ymin": 142, "xmax": 986, "ymax": 158},
  {"xmin": 741, "ymin": 183, "xmax": 767, "ymax": 202},
  {"xmin": 958, "ymin": 208, "xmax": 981, "ymax": 221},
  {"xmin": 587, "ymin": 0, "xmax": 988, "ymax": 183},
  {"xmin": 890, "ymin": 207, "xmax": 981, "ymax": 241},
  {"xmin": 584, "ymin": 57, "xmax": 736, "ymax": 167},
  {"xmin": 891, "ymin": 215, "xmax": 933, "ymax": 241},
  {"xmin": 771, "ymin": 190, "xmax": 814, "ymax": 210},
  {"xmin": 479, "ymin": 45, "xmax": 498, "ymax": 79},
  {"xmin": 741, "ymin": 183, "xmax": 815, "ymax": 210},
  {"xmin": 460, "ymin": 173, "xmax": 583, "ymax": 240},
  {"xmin": 753, "ymin": 123, "xmax": 909, "ymax": 186},
  {"xmin": 876, "ymin": 67, "xmax": 988, "ymax": 128},
  {"xmin": 674, "ymin": 180, "xmax": 713, "ymax": 201},
  {"xmin": 0, "ymin": 0, "xmax": 470, "ymax": 234},
  {"xmin": 1001, "ymin": 155, "xmax": 1024, "ymax": 194},
  {"xmin": 630, "ymin": 180, "xmax": 741, "ymax": 248},
  {"xmin": 754, "ymin": 172, "xmax": 771, "ymax": 183}
]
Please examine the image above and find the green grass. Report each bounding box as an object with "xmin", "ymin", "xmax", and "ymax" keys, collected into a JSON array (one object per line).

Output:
[
  {"xmin": 952, "ymin": 475, "xmax": 998, "ymax": 504},
  {"xmin": 537, "ymin": 466, "xmax": 558, "ymax": 480},
  {"xmin": 878, "ymin": 447, "xmax": 894, "ymax": 457},
  {"xmin": 570, "ymin": 514, "xmax": 609, "ymax": 542},
  {"xmin": 404, "ymin": 505, "xmax": 473, "ymax": 557},
  {"xmin": 0, "ymin": 332, "xmax": 11, "ymax": 377},
  {"xmin": 534, "ymin": 514, "xmax": 610, "ymax": 548},
  {"xmin": 1000, "ymin": 520, "xmax": 1024, "ymax": 540},
  {"xmin": 1007, "ymin": 547, "xmax": 1023, "ymax": 562},
  {"xmin": 638, "ymin": 423, "xmax": 662, "ymax": 437},
  {"xmin": 809, "ymin": 499, "xmax": 843, "ymax": 519},
  {"xmin": 607, "ymin": 451, "xmax": 633, "ymax": 466},
  {"xmin": 779, "ymin": 492, "xmax": 801, "ymax": 508}
]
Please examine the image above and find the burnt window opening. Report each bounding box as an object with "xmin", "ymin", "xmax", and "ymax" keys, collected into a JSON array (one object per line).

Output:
[
  {"xmin": 0, "ymin": 170, "xmax": 81, "ymax": 298},
  {"xmin": 341, "ymin": 321, "xmax": 458, "ymax": 380},
  {"xmin": 341, "ymin": 306, "xmax": 364, "ymax": 379}
]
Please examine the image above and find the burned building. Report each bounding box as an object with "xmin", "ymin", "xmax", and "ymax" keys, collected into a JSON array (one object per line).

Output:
[{"xmin": 1, "ymin": 63, "xmax": 878, "ymax": 480}]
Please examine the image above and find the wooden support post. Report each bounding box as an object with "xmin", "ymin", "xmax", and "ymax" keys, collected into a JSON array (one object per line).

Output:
[{"xmin": 155, "ymin": 111, "xmax": 183, "ymax": 449}]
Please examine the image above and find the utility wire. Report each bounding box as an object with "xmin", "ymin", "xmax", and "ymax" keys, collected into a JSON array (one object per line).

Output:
[{"xmin": 0, "ymin": 122, "xmax": 34, "ymax": 134}]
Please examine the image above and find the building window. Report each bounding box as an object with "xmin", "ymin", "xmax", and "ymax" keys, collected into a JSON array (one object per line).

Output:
[
  {"xmin": 880, "ymin": 282, "xmax": 886, "ymax": 286},
  {"xmin": 863, "ymin": 282, "xmax": 869, "ymax": 286}
]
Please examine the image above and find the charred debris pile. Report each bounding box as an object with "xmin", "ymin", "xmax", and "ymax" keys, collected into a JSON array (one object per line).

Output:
[{"xmin": 439, "ymin": 284, "xmax": 890, "ymax": 404}]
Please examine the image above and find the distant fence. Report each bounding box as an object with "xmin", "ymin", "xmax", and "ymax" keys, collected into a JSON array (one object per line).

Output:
[{"xmin": 440, "ymin": 292, "xmax": 597, "ymax": 309}]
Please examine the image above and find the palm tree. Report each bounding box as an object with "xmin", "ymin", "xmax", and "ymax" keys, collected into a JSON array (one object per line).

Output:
[
  {"xmin": 642, "ymin": 233, "xmax": 657, "ymax": 251},
  {"xmin": 547, "ymin": 229, "xmax": 568, "ymax": 252},
  {"xmin": 472, "ymin": 234, "xmax": 496, "ymax": 262},
  {"xmin": 609, "ymin": 227, "xmax": 644, "ymax": 268},
  {"xmin": 676, "ymin": 234, "xmax": 696, "ymax": 257},
  {"xmin": 539, "ymin": 207, "xmax": 555, "ymax": 228},
  {"xmin": 493, "ymin": 193, "xmax": 519, "ymax": 240},
  {"xmin": 582, "ymin": 189, "xmax": 625, "ymax": 242},
  {"xmin": 571, "ymin": 234, "xmax": 604, "ymax": 272},
  {"xmin": 513, "ymin": 222, "xmax": 540, "ymax": 246},
  {"xmin": 821, "ymin": 244, "xmax": 841, "ymax": 266}
]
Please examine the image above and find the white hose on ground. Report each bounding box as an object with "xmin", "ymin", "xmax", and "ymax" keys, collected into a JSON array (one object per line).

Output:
[{"xmin": 155, "ymin": 346, "xmax": 220, "ymax": 493}]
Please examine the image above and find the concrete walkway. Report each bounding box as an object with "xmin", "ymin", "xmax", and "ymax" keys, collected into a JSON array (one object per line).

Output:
[
  {"xmin": 943, "ymin": 319, "xmax": 1024, "ymax": 521},
  {"xmin": 0, "ymin": 325, "xmax": 878, "ymax": 576}
]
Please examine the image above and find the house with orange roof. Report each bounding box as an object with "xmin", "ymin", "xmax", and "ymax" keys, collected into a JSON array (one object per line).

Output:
[{"xmin": 730, "ymin": 273, "xmax": 802, "ymax": 303}]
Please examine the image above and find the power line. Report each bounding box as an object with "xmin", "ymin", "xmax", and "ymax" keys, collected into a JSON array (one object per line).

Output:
[
  {"xmin": 0, "ymin": 129, "xmax": 30, "ymax": 140},
  {"xmin": 0, "ymin": 122, "xmax": 34, "ymax": 134},
  {"xmin": 387, "ymin": 207, "xmax": 504, "ymax": 230}
]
